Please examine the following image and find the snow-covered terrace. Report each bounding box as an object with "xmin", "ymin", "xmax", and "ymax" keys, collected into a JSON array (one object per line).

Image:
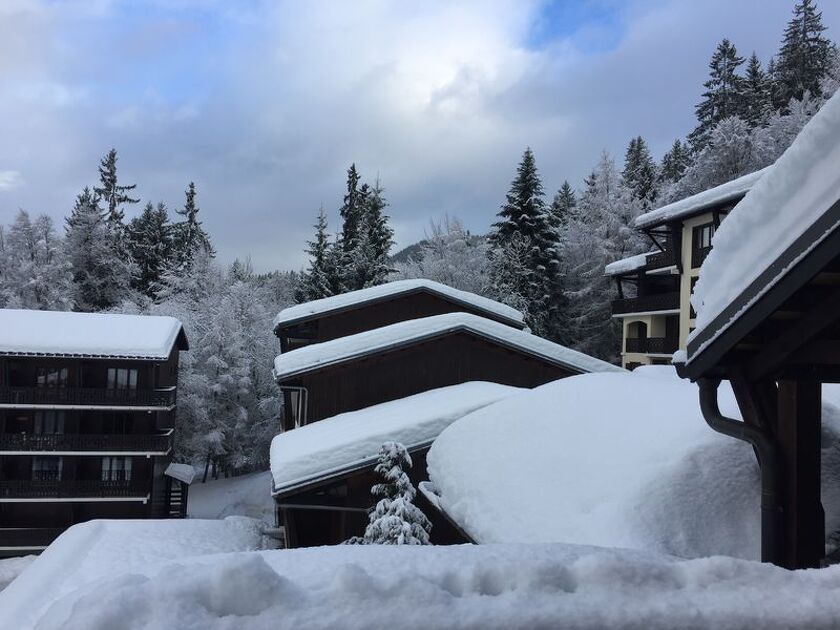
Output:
[
  {"xmin": 270, "ymin": 382, "xmax": 523, "ymax": 494},
  {"xmin": 0, "ymin": 309, "xmax": 187, "ymax": 360},
  {"xmin": 688, "ymin": 90, "xmax": 840, "ymax": 359},
  {"xmin": 273, "ymin": 312, "xmax": 623, "ymax": 380},
  {"xmin": 273, "ymin": 278, "xmax": 526, "ymax": 330},
  {"xmin": 604, "ymin": 251, "xmax": 653, "ymax": 277},
  {"xmin": 634, "ymin": 167, "xmax": 770, "ymax": 230}
]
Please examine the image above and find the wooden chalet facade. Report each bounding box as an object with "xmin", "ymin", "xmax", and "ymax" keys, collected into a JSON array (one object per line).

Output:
[
  {"xmin": 607, "ymin": 168, "xmax": 768, "ymax": 369},
  {"xmin": 271, "ymin": 282, "xmax": 621, "ymax": 546},
  {"xmin": 0, "ymin": 310, "xmax": 189, "ymax": 556},
  {"xmin": 678, "ymin": 91, "xmax": 840, "ymax": 570},
  {"xmin": 274, "ymin": 278, "xmax": 526, "ymax": 353}
]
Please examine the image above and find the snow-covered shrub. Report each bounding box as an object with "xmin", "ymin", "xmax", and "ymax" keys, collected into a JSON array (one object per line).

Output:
[{"xmin": 353, "ymin": 441, "xmax": 431, "ymax": 545}]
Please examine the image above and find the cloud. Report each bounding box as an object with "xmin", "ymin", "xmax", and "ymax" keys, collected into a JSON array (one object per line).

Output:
[
  {"xmin": 0, "ymin": 0, "xmax": 837, "ymax": 270},
  {"xmin": 0, "ymin": 171, "xmax": 23, "ymax": 191}
]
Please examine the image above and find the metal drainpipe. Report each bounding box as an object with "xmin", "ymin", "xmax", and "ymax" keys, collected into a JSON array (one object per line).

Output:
[{"xmin": 697, "ymin": 378, "xmax": 784, "ymax": 566}]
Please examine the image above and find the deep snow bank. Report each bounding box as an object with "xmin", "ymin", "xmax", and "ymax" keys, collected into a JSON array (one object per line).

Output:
[
  {"xmin": 31, "ymin": 543, "xmax": 840, "ymax": 630},
  {"xmin": 427, "ymin": 372, "xmax": 840, "ymax": 560}
]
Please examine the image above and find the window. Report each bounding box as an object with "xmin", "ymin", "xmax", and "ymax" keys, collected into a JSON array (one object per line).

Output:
[
  {"xmin": 103, "ymin": 413, "xmax": 133, "ymax": 434},
  {"xmin": 694, "ymin": 223, "xmax": 715, "ymax": 250},
  {"xmin": 34, "ymin": 411, "xmax": 65, "ymax": 434},
  {"xmin": 281, "ymin": 386, "xmax": 308, "ymax": 429},
  {"xmin": 32, "ymin": 457, "xmax": 63, "ymax": 481},
  {"xmin": 107, "ymin": 368, "xmax": 138, "ymax": 391},
  {"xmin": 36, "ymin": 367, "xmax": 68, "ymax": 388},
  {"xmin": 101, "ymin": 456, "xmax": 133, "ymax": 482}
]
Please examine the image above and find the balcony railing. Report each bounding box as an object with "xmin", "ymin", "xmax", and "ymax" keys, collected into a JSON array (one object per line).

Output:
[
  {"xmin": 645, "ymin": 249, "xmax": 678, "ymax": 270},
  {"xmin": 0, "ymin": 527, "xmax": 65, "ymax": 548},
  {"xmin": 0, "ymin": 386, "xmax": 176, "ymax": 408},
  {"xmin": 0, "ymin": 430, "xmax": 172, "ymax": 454},
  {"xmin": 625, "ymin": 336, "xmax": 679, "ymax": 355},
  {"xmin": 0, "ymin": 479, "xmax": 148, "ymax": 499},
  {"xmin": 612, "ymin": 291, "xmax": 680, "ymax": 315}
]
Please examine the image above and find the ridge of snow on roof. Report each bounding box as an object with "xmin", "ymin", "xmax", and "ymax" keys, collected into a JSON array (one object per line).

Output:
[
  {"xmin": 0, "ymin": 309, "xmax": 185, "ymax": 359},
  {"xmin": 604, "ymin": 252, "xmax": 653, "ymax": 276},
  {"xmin": 270, "ymin": 382, "xmax": 523, "ymax": 492},
  {"xmin": 689, "ymin": 91, "xmax": 840, "ymax": 357},
  {"xmin": 634, "ymin": 167, "xmax": 770, "ymax": 230},
  {"xmin": 273, "ymin": 312, "xmax": 623, "ymax": 379},
  {"xmin": 273, "ymin": 279, "xmax": 525, "ymax": 329}
]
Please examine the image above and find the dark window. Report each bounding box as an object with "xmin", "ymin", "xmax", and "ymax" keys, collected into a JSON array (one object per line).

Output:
[
  {"xmin": 107, "ymin": 368, "xmax": 138, "ymax": 391},
  {"xmin": 36, "ymin": 367, "xmax": 68, "ymax": 388},
  {"xmin": 34, "ymin": 411, "xmax": 65, "ymax": 434},
  {"xmin": 692, "ymin": 223, "xmax": 715, "ymax": 268},
  {"xmin": 690, "ymin": 277, "xmax": 699, "ymax": 319},
  {"xmin": 32, "ymin": 456, "xmax": 63, "ymax": 481},
  {"xmin": 101, "ymin": 456, "xmax": 132, "ymax": 481},
  {"xmin": 103, "ymin": 413, "xmax": 133, "ymax": 434}
]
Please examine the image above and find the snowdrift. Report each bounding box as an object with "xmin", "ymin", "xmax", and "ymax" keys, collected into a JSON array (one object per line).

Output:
[{"xmin": 427, "ymin": 371, "xmax": 840, "ymax": 560}]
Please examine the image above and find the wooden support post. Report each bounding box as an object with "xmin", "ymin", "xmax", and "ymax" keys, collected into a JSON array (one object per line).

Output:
[{"xmin": 777, "ymin": 378, "xmax": 824, "ymax": 569}]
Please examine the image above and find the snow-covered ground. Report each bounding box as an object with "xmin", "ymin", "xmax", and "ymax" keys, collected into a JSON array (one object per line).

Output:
[
  {"xmin": 427, "ymin": 370, "xmax": 840, "ymax": 560},
  {"xmin": 0, "ymin": 555, "xmax": 35, "ymax": 593},
  {"xmin": 0, "ymin": 517, "xmax": 270, "ymax": 629},
  {"xmin": 188, "ymin": 470, "xmax": 275, "ymax": 523},
  {"xmin": 10, "ymin": 541, "xmax": 840, "ymax": 629}
]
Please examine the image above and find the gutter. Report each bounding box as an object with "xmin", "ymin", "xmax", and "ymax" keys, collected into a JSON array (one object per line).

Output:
[{"xmin": 698, "ymin": 378, "xmax": 783, "ymax": 565}]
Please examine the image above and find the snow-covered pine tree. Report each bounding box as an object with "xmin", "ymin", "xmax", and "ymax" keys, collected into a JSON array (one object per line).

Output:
[
  {"xmin": 65, "ymin": 187, "xmax": 134, "ymax": 311},
  {"xmin": 563, "ymin": 151, "xmax": 645, "ymax": 361},
  {"xmin": 689, "ymin": 39, "xmax": 746, "ymax": 153},
  {"xmin": 392, "ymin": 216, "xmax": 491, "ymax": 296},
  {"xmin": 0, "ymin": 211, "xmax": 74, "ymax": 311},
  {"xmin": 295, "ymin": 206, "xmax": 335, "ymax": 303},
  {"xmin": 127, "ymin": 202, "xmax": 173, "ymax": 300},
  {"xmin": 172, "ymin": 182, "xmax": 214, "ymax": 271},
  {"xmin": 659, "ymin": 139, "xmax": 692, "ymax": 186},
  {"xmin": 358, "ymin": 441, "xmax": 431, "ymax": 545},
  {"xmin": 488, "ymin": 147, "xmax": 561, "ymax": 338},
  {"xmin": 621, "ymin": 136, "xmax": 658, "ymax": 208},
  {"xmin": 93, "ymin": 148, "xmax": 139, "ymax": 232},
  {"xmin": 361, "ymin": 177, "xmax": 395, "ymax": 287},
  {"xmin": 742, "ymin": 52, "xmax": 773, "ymax": 128},
  {"xmin": 773, "ymin": 0, "xmax": 834, "ymax": 110},
  {"xmin": 550, "ymin": 181, "xmax": 577, "ymax": 231}
]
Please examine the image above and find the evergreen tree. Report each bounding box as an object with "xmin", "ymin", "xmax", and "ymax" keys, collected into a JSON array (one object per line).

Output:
[
  {"xmin": 690, "ymin": 39, "xmax": 746, "ymax": 152},
  {"xmin": 659, "ymin": 139, "xmax": 692, "ymax": 185},
  {"xmin": 742, "ymin": 52, "xmax": 773, "ymax": 127},
  {"xmin": 338, "ymin": 164, "xmax": 364, "ymax": 254},
  {"xmin": 127, "ymin": 202, "xmax": 173, "ymax": 300},
  {"xmin": 773, "ymin": 0, "xmax": 834, "ymax": 109},
  {"xmin": 295, "ymin": 207, "xmax": 335, "ymax": 302},
  {"xmin": 488, "ymin": 147, "xmax": 560, "ymax": 338},
  {"xmin": 354, "ymin": 442, "xmax": 431, "ymax": 545},
  {"xmin": 550, "ymin": 181, "xmax": 577, "ymax": 231},
  {"xmin": 65, "ymin": 187, "xmax": 133, "ymax": 311},
  {"xmin": 360, "ymin": 178, "xmax": 394, "ymax": 287},
  {"xmin": 621, "ymin": 136, "xmax": 658, "ymax": 207},
  {"xmin": 173, "ymin": 182, "xmax": 213, "ymax": 270},
  {"xmin": 93, "ymin": 148, "xmax": 139, "ymax": 230}
]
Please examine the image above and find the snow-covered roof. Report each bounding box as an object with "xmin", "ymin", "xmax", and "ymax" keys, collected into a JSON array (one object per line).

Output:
[
  {"xmin": 273, "ymin": 279, "xmax": 525, "ymax": 330},
  {"xmin": 273, "ymin": 312, "xmax": 623, "ymax": 380},
  {"xmin": 165, "ymin": 463, "xmax": 196, "ymax": 485},
  {"xmin": 634, "ymin": 167, "xmax": 770, "ymax": 230},
  {"xmin": 689, "ymin": 91, "xmax": 840, "ymax": 361},
  {"xmin": 0, "ymin": 309, "xmax": 187, "ymax": 359},
  {"xmin": 270, "ymin": 382, "xmax": 523, "ymax": 493},
  {"xmin": 604, "ymin": 252, "xmax": 653, "ymax": 277},
  {"xmin": 427, "ymin": 370, "xmax": 840, "ymax": 558}
]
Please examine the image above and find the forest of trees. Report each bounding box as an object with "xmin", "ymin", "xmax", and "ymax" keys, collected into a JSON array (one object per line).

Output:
[{"xmin": 0, "ymin": 0, "xmax": 836, "ymax": 475}]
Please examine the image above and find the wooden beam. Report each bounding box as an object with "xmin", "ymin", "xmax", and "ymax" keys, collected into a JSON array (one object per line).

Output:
[
  {"xmin": 776, "ymin": 378, "xmax": 824, "ymax": 569},
  {"xmin": 788, "ymin": 339, "xmax": 840, "ymax": 366},
  {"xmin": 746, "ymin": 286, "xmax": 840, "ymax": 382}
]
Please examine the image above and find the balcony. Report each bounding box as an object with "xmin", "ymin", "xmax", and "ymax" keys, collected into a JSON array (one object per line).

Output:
[
  {"xmin": 0, "ymin": 430, "xmax": 172, "ymax": 454},
  {"xmin": 0, "ymin": 479, "xmax": 148, "ymax": 500},
  {"xmin": 644, "ymin": 249, "xmax": 678, "ymax": 270},
  {"xmin": 0, "ymin": 527, "xmax": 65, "ymax": 548},
  {"xmin": 0, "ymin": 386, "xmax": 176, "ymax": 409},
  {"xmin": 625, "ymin": 336, "xmax": 679, "ymax": 355},
  {"xmin": 612, "ymin": 291, "xmax": 680, "ymax": 315}
]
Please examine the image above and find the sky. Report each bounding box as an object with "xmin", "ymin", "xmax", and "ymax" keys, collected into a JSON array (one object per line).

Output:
[{"xmin": 1, "ymin": 0, "xmax": 839, "ymax": 271}]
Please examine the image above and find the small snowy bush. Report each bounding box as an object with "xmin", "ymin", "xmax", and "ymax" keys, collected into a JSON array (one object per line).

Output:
[{"xmin": 350, "ymin": 441, "xmax": 432, "ymax": 545}]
